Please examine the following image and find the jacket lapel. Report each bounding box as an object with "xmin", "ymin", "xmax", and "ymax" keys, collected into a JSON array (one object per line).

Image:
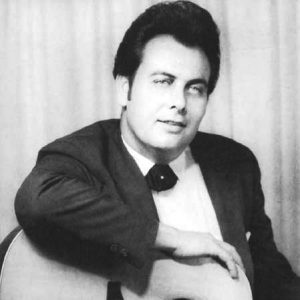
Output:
[
  {"xmin": 108, "ymin": 126, "xmax": 159, "ymax": 221},
  {"xmin": 191, "ymin": 135, "xmax": 254, "ymax": 286}
]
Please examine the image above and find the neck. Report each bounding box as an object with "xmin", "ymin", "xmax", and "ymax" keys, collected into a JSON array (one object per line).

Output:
[{"xmin": 147, "ymin": 149, "xmax": 183, "ymax": 164}]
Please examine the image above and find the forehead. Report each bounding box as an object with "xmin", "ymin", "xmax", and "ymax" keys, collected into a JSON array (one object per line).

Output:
[{"xmin": 138, "ymin": 35, "xmax": 211, "ymax": 80}]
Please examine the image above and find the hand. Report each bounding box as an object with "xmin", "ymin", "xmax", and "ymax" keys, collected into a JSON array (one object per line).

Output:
[
  {"xmin": 155, "ymin": 223, "xmax": 245, "ymax": 279},
  {"xmin": 173, "ymin": 230, "xmax": 245, "ymax": 279}
]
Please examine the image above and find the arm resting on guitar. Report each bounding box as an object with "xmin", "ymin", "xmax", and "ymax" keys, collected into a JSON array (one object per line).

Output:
[{"xmin": 15, "ymin": 153, "xmax": 158, "ymax": 269}]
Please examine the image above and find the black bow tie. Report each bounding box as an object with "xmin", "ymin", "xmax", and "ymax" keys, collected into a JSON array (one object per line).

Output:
[{"xmin": 145, "ymin": 164, "xmax": 178, "ymax": 192}]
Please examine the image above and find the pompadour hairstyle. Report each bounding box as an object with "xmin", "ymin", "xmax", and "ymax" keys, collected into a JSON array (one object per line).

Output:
[{"xmin": 113, "ymin": 0, "xmax": 220, "ymax": 95}]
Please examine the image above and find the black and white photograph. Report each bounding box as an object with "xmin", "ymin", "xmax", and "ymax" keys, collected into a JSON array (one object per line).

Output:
[{"xmin": 0, "ymin": 1, "xmax": 299, "ymax": 299}]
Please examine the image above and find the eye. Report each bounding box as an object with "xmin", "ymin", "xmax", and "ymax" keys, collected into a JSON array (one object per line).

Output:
[
  {"xmin": 153, "ymin": 78, "xmax": 173, "ymax": 85},
  {"xmin": 188, "ymin": 85, "xmax": 207, "ymax": 96}
]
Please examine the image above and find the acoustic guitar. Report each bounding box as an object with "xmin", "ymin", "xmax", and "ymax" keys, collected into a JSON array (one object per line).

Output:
[{"xmin": 0, "ymin": 230, "xmax": 251, "ymax": 300}]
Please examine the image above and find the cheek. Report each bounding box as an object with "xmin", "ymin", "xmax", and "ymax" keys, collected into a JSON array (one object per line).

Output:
[
  {"xmin": 130, "ymin": 86, "xmax": 155, "ymax": 112},
  {"xmin": 126, "ymin": 100, "xmax": 155, "ymax": 132},
  {"xmin": 128, "ymin": 96, "xmax": 160, "ymax": 123},
  {"xmin": 189, "ymin": 103, "xmax": 207, "ymax": 123}
]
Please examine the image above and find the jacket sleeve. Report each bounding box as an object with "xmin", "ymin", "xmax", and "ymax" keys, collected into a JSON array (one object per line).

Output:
[
  {"xmin": 248, "ymin": 155, "xmax": 300, "ymax": 300},
  {"xmin": 15, "ymin": 151, "xmax": 159, "ymax": 269}
]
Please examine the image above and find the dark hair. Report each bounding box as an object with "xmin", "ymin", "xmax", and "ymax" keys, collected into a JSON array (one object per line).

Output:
[{"xmin": 113, "ymin": 0, "xmax": 220, "ymax": 95}]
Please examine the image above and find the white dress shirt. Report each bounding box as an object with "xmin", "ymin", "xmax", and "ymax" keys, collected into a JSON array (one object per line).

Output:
[{"xmin": 122, "ymin": 139, "xmax": 223, "ymax": 241}]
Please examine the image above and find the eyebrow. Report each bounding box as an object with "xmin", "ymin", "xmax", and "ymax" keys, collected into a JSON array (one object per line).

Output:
[
  {"xmin": 150, "ymin": 71, "xmax": 208, "ymax": 88},
  {"xmin": 150, "ymin": 71, "xmax": 175, "ymax": 79}
]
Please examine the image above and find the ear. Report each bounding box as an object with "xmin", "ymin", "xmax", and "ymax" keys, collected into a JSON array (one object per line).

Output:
[{"xmin": 115, "ymin": 76, "xmax": 130, "ymax": 107}]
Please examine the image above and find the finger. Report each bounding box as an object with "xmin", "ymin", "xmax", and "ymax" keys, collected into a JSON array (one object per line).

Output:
[
  {"xmin": 210, "ymin": 244, "xmax": 239, "ymax": 279},
  {"xmin": 219, "ymin": 242, "xmax": 245, "ymax": 272},
  {"xmin": 218, "ymin": 251, "xmax": 238, "ymax": 279}
]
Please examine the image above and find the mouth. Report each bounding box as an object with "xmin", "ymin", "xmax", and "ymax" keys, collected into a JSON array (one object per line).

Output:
[{"xmin": 158, "ymin": 120, "xmax": 186, "ymax": 128}]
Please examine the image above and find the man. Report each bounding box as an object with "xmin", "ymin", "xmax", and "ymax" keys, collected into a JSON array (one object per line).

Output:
[{"xmin": 13, "ymin": 1, "xmax": 300, "ymax": 299}]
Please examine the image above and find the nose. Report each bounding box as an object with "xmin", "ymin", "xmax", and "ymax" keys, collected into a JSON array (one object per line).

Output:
[{"xmin": 170, "ymin": 89, "xmax": 187, "ymax": 114}]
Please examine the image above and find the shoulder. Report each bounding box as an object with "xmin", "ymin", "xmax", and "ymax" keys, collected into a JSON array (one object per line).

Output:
[
  {"xmin": 37, "ymin": 119, "xmax": 121, "ymax": 162},
  {"xmin": 191, "ymin": 131, "xmax": 258, "ymax": 167},
  {"xmin": 61, "ymin": 119, "xmax": 120, "ymax": 143}
]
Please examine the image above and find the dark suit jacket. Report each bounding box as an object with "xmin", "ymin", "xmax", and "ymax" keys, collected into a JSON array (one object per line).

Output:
[{"xmin": 14, "ymin": 119, "xmax": 299, "ymax": 299}]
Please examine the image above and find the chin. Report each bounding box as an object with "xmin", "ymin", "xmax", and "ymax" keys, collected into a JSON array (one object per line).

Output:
[{"xmin": 152, "ymin": 139, "xmax": 187, "ymax": 154}]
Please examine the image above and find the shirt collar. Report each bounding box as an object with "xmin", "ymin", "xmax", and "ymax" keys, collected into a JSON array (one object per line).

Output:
[{"xmin": 121, "ymin": 136, "xmax": 188, "ymax": 177}]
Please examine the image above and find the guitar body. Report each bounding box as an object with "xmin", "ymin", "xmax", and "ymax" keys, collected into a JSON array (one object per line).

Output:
[
  {"xmin": 0, "ymin": 230, "xmax": 108, "ymax": 300},
  {"xmin": 0, "ymin": 230, "xmax": 252, "ymax": 300}
]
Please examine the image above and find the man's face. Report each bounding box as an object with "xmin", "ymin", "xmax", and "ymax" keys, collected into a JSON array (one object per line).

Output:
[{"xmin": 119, "ymin": 34, "xmax": 211, "ymax": 162}]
